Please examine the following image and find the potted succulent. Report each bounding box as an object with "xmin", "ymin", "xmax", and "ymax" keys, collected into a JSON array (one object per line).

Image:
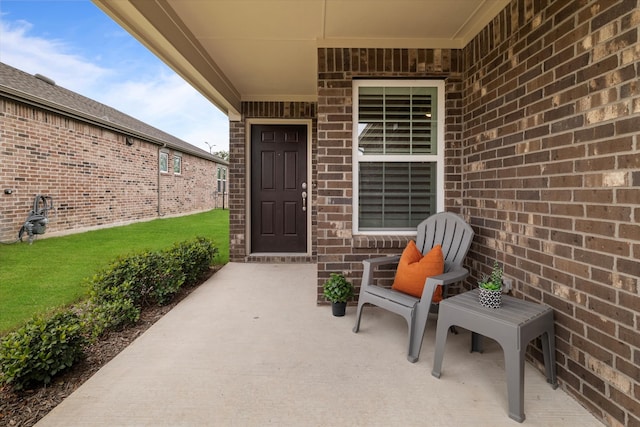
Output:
[
  {"xmin": 323, "ymin": 273, "xmax": 354, "ymax": 317},
  {"xmin": 478, "ymin": 261, "xmax": 503, "ymax": 309}
]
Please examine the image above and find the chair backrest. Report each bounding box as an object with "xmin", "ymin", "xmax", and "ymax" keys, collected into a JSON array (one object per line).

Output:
[{"xmin": 415, "ymin": 212, "xmax": 474, "ymax": 273}]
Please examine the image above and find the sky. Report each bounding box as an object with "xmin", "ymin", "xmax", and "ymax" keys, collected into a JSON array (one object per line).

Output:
[{"xmin": 0, "ymin": 0, "xmax": 229, "ymax": 154}]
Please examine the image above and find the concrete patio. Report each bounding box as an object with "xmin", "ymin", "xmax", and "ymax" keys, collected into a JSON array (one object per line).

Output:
[{"xmin": 37, "ymin": 263, "xmax": 601, "ymax": 426}]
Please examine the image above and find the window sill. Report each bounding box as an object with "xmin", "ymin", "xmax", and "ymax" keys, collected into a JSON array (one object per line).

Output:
[{"xmin": 352, "ymin": 234, "xmax": 412, "ymax": 249}]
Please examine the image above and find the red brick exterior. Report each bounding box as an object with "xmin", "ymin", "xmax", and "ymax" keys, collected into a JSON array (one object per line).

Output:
[
  {"xmin": 463, "ymin": 1, "xmax": 640, "ymax": 425},
  {"xmin": 0, "ymin": 97, "xmax": 221, "ymax": 242}
]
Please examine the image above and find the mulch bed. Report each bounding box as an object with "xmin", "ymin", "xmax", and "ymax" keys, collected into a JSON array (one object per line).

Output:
[{"xmin": 0, "ymin": 268, "xmax": 217, "ymax": 427}]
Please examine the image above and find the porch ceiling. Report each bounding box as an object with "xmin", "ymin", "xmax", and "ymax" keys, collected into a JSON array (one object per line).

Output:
[{"xmin": 93, "ymin": 0, "xmax": 509, "ymax": 118}]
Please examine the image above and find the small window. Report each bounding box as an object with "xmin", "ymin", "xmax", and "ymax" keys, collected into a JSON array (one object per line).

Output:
[
  {"xmin": 353, "ymin": 80, "xmax": 444, "ymax": 233},
  {"xmin": 173, "ymin": 155, "xmax": 182, "ymax": 174},
  {"xmin": 159, "ymin": 152, "xmax": 168, "ymax": 173},
  {"xmin": 217, "ymin": 166, "xmax": 227, "ymax": 193}
]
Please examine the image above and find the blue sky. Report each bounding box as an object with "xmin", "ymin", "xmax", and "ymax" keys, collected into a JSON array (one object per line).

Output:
[{"xmin": 0, "ymin": 0, "xmax": 229, "ymax": 153}]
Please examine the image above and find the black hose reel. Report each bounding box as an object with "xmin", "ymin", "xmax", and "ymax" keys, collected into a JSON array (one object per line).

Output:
[{"xmin": 18, "ymin": 195, "xmax": 54, "ymax": 244}]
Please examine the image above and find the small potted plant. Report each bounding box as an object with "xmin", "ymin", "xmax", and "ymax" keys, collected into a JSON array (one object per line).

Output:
[
  {"xmin": 478, "ymin": 261, "xmax": 503, "ymax": 309},
  {"xmin": 323, "ymin": 273, "xmax": 354, "ymax": 317}
]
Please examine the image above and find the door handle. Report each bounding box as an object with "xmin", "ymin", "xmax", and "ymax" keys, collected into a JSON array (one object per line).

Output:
[{"xmin": 301, "ymin": 191, "xmax": 307, "ymax": 211}]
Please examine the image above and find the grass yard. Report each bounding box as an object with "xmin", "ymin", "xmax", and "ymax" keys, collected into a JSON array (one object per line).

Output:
[{"xmin": 0, "ymin": 209, "xmax": 229, "ymax": 335}]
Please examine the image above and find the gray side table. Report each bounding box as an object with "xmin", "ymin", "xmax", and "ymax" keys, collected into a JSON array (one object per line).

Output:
[{"xmin": 431, "ymin": 289, "xmax": 558, "ymax": 423}]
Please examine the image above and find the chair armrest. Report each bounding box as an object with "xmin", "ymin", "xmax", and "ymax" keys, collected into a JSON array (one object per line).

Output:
[
  {"xmin": 426, "ymin": 267, "xmax": 469, "ymax": 287},
  {"xmin": 420, "ymin": 267, "xmax": 469, "ymax": 300},
  {"xmin": 361, "ymin": 255, "xmax": 401, "ymax": 289}
]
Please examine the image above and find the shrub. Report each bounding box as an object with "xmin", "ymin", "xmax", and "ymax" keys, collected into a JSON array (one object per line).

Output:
[
  {"xmin": 84, "ymin": 285, "xmax": 140, "ymax": 339},
  {"xmin": 140, "ymin": 251, "xmax": 185, "ymax": 305},
  {"xmin": 166, "ymin": 236, "xmax": 217, "ymax": 286},
  {"xmin": 90, "ymin": 251, "xmax": 185, "ymax": 309},
  {"xmin": 0, "ymin": 311, "xmax": 86, "ymax": 390},
  {"xmin": 87, "ymin": 237, "xmax": 215, "ymax": 335}
]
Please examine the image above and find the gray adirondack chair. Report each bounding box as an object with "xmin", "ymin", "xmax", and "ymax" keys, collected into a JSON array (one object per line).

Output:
[{"xmin": 353, "ymin": 212, "xmax": 475, "ymax": 363}]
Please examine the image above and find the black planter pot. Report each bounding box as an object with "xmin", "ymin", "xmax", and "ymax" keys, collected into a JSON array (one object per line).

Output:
[{"xmin": 332, "ymin": 302, "xmax": 347, "ymax": 317}]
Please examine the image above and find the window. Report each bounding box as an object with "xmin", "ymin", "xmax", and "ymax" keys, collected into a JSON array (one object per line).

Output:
[
  {"xmin": 173, "ymin": 155, "xmax": 182, "ymax": 174},
  {"xmin": 353, "ymin": 80, "xmax": 444, "ymax": 233},
  {"xmin": 217, "ymin": 167, "xmax": 227, "ymax": 193},
  {"xmin": 159, "ymin": 152, "xmax": 168, "ymax": 173}
]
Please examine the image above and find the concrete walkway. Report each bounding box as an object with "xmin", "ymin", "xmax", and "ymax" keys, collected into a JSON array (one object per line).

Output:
[{"xmin": 37, "ymin": 263, "xmax": 601, "ymax": 426}]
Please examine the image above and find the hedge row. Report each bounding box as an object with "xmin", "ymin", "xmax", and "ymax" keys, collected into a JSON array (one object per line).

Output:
[{"xmin": 0, "ymin": 237, "xmax": 217, "ymax": 390}]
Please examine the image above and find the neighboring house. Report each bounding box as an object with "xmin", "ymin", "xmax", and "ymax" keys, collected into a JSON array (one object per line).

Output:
[
  {"xmin": 95, "ymin": 1, "xmax": 638, "ymax": 425},
  {"xmin": 0, "ymin": 62, "xmax": 228, "ymax": 242}
]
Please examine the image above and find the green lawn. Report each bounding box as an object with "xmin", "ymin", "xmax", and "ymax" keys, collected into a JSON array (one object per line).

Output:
[{"xmin": 0, "ymin": 210, "xmax": 229, "ymax": 335}]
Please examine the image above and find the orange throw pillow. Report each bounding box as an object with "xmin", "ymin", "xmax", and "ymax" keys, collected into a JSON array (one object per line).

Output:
[{"xmin": 392, "ymin": 241, "xmax": 445, "ymax": 302}]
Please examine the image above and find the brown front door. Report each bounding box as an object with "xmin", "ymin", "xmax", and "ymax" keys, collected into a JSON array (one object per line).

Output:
[{"xmin": 251, "ymin": 124, "xmax": 307, "ymax": 253}]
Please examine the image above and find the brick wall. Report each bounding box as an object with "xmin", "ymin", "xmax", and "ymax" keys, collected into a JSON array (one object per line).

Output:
[
  {"xmin": 228, "ymin": 119, "xmax": 246, "ymax": 261},
  {"xmin": 316, "ymin": 47, "xmax": 465, "ymax": 298},
  {"xmin": 228, "ymin": 101, "xmax": 317, "ymax": 262},
  {"xmin": 0, "ymin": 98, "xmax": 219, "ymax": 242},
  {"xmin": 462, "ymin": 1, "xmax": 640, "ymax": 425},
  {"xmin": 159, "ymin": 151, "xmax": 218, "ymax": 217}
]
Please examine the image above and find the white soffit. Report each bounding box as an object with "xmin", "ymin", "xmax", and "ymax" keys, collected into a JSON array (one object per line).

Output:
[{"xmin": 95, "ymin": 0, "xmax": 510, "ymax": 112}]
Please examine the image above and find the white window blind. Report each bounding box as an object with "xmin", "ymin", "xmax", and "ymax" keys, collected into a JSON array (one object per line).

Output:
[
  {"xmin": 359, "ymin": 162, "xmax": 437, "ymax": 229},
  {"xmin": 353, "ymin": 80, "xmax": 444, "ymax": 233}
]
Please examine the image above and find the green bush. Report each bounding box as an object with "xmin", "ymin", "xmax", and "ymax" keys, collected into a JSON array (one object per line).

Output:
[
  {"xmin": 84, "ymin": 284, "xmax": 140, "ymax": 338},
  {"xmin": 166, "ymin": 236, "xmax": 218, "ymax": 286},
  {"xmin": 90, "ymin": 251, "xmax": 185, "ymax": 309},
  {"xmin": 0, "ymin": 311, "xmax": 86, "ymax": 390},
  {"xmin": 87, "ymin": 237, "xmax": 215, "ymax": 335},
  {"xmin": 140, "ymin": 251, "xmax": 185, "ymax": 305}
]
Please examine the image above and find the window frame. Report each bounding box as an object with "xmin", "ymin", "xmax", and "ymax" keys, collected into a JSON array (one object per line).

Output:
[
  {"xmin": 173, "ymin": 154, "xmax": 182, "ymax": 175},
  {"xmin": 217, "ymin": 166, "xmax": 228, "ymax": 193},
  {"xmin": 352, "ymin": 79, "xmax": 445, "ymax": 235},
  {"xmin": 159, "ymin": 151, "xmax": 169, "ymax": 174}
]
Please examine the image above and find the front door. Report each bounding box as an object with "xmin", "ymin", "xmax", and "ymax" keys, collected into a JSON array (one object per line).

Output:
[{"xmin": 251, "ymin": 124, "xmax": 307, "ymax": 253}]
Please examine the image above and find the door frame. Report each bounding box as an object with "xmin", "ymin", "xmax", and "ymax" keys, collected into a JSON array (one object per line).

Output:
[{"xmin": 245, "ymin": 119, "xmax": 312, "ymax": 256}]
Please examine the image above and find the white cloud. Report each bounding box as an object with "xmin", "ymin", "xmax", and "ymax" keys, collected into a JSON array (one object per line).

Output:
[
  {"xmin": 0, "ymin": 18, "xmax": 229, "ymax": 152},
  {"xmin": 0, "ymin": 20, "xmax": 112, "ymax": 92},
  {"xmin": 101, "ymin": 73, "xmax": 230, "ymax": 151}
]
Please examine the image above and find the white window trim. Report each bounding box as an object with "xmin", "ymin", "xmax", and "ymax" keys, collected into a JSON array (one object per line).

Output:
[
  {"xmin": 159, "ymin": 151, "xmax": 169, "ymax": 174},
  {"xmin": 352, "ymin": 79, "xmax": 445, "ymax": 235},
  {"xmin": 173, "ymin": 154, "xmax": 182, "ymax": 175},
  {"xmin": 217, "ymin": 166, "xmax": 227, "ymax": 193}
]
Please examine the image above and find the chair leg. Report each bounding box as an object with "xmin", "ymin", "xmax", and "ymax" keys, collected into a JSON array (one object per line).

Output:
[
  {"xmin": 407, "ymin": 308, "xmax": 428, "ymax": 363},
  {"xmin": 353, "ymin": 300, "xmax": 365, "ymax": 333},
  {"xmin": 431, "ymin": 316, "xmax": 451, "ymax": 378}
]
